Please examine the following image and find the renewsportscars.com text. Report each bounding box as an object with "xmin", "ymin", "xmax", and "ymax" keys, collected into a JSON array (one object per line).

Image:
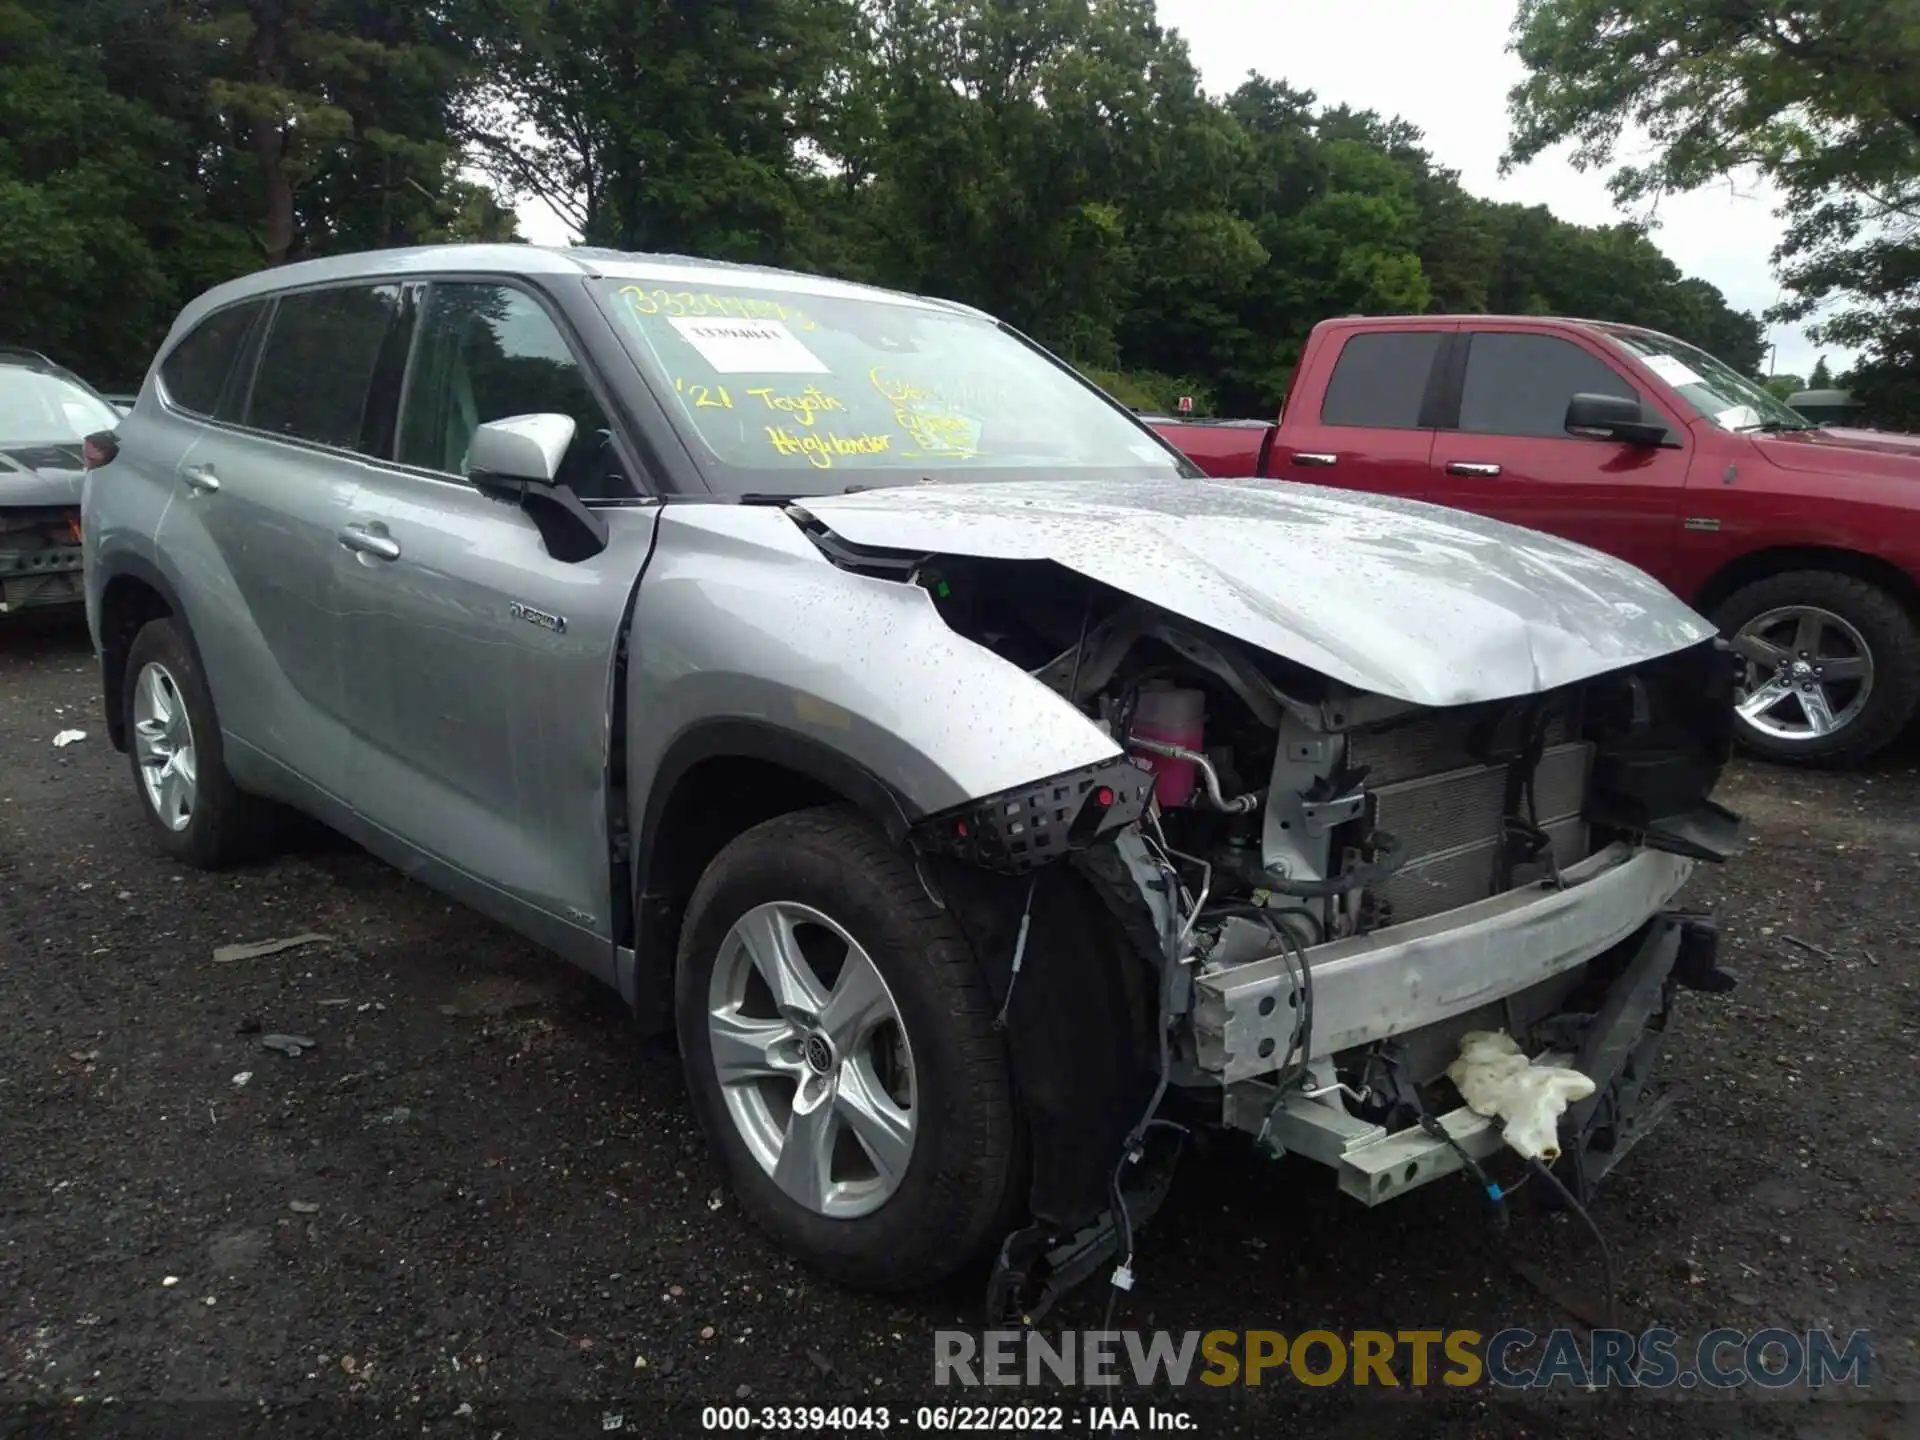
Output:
[{"xmin": 933, "ymin": 1328, "xmax": 1874, "ymax": 1391}]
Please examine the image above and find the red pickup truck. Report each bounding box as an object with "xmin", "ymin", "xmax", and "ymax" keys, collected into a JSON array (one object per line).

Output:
[{"xmin": 1151, "ymin": 315, "xmax": 1920, "ymax": 766}]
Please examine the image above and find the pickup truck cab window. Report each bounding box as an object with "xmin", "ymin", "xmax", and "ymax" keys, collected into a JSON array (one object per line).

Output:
[
  {"xmin": 398, "ymin": 281, "xmax": 629, "ymax": 499},
  {"xmin": 595, "ymin": 279, "xmax": 1183, "ymax": 495},
  {"xmin": 1458, "ymin": 332, "xmax": 1642, "ymax": 439},
  {"xmin": 1603, "ymin": 327, "xmax": 1812, "ymax": 433},
  {"xmin": 246, "ymin": 284, "xmax": 406, "ymax": 454},
  {"xmin": 1319, "ymin": 330, "xmax": 1443, "ymax": 429}
]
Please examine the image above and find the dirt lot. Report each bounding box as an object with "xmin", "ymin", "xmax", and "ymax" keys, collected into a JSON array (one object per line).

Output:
[{"xmin": 2, "ymin": 612, "xmax": 1914, "ymax": 1438}]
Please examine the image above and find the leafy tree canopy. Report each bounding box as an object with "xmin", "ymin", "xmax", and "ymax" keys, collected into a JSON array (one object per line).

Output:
[{"xmin": 3, "ymin": 0, "xmax": 1762, "ymax": 413}]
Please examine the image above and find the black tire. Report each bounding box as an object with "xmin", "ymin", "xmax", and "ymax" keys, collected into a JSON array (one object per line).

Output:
[
  {"xmin": 121, "ymin": 616, "xmax": 275, "ymax": 867},
  {"xmin": 1714, "ymin": 571, "xmax": 1920, "ymax": 767},
  {"xmin": 674, "ymin": 805, "xmax": 1022, "ymax": 1291}
]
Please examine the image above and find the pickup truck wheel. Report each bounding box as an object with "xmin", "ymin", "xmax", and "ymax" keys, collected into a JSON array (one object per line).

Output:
[
  {"xmin": 675, "ymin": 806, "xmax": 1020, "ymax": 1291},
  {"xmin": 122, "ymin": 617, "xmax": 274, "ymax": 867},
  {"xmin": 1715, "ymin": 571, "xmax": 1920, "ymax": 767}
]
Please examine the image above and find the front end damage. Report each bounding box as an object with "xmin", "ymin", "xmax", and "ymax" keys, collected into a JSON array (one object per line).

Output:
[{"xmin": 796, "ymin": 492, "xmax": 1743, "ymax": 1321}]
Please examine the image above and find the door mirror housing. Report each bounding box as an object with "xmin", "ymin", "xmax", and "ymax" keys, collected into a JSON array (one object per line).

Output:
[
  {"xmin": 468, "ymin": 413, "xmax": 575, "ymax": 485},
  {"xmin": 467, "ymin": 413, "xmax": 609, "ymax": 563},
  {"xmin": 1565, "ymin": 392, "xmax": 1668, "ymax": 447}
]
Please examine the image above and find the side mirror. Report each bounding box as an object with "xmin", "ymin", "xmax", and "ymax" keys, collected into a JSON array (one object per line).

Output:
[
  {"xmin": 1565, "ymin": 392, "xmax": 1668, "ymax": 447},
  {"xmin": 467, "ymin": 413, "xmax": 609, "ymax": 564}
]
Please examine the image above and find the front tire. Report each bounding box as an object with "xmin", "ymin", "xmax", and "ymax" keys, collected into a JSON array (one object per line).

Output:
[
  {"xmin": 122, "ymin": 617, "xmax": 274, "ymax": 867},
  {"xmin": 1715, "ymin": 571, "xmax": 1920, "ymax": 767},
  {"xmin": 675, "ymin": 806, "xmax": 1021, "ymax": 1291}
]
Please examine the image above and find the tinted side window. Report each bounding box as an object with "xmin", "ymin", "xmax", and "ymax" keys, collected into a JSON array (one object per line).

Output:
[
  {"xmin": 1319, "ymin": 331, "xmax": 1443, "ymax": 429},
  {"xmin": 1460, "ymin": 332, "xmax": 1641, "ymax": 439},
  {"xmin": 247, "ymin": 285, "xmax": 403, "ymax": 450},
  {"xmin": 159, "ymin": 303, "xmax": 260, "ymax": 417},
  {"xmin": 397, "ymin": 283, "xmax": 628, "ymax": 499}
]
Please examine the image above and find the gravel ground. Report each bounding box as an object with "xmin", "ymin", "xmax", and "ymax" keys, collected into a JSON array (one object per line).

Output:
[{"xmin": 2, "ymin": 612, "xmax": 1914, "ymax": 1439}]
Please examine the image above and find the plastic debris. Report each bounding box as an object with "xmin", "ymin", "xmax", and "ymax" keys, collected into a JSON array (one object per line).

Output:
[
  {"xmin": 1446, "ymin": 1030, "xmax": 1595, "ymax": 1162},
  {"xmin": 231, "ymin": 1071, "xmax": 252, "ymax": 1088},
  {"xmin": 260, "ymin": 1033, "xmax": 317, "ymax": 1057},
  {"xmin": 52, "ymin": 730, "xmax": 87, "ymax": 747},
  {"xmin": 213, "ymin": 933, "xmax": 332, "ymax": 964}
]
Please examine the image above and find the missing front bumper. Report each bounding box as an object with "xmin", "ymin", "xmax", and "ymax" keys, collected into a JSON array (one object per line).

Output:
[
  {"xmin": 1220, "ymin": 910, "xmax": 1731, "ymax": 1206},
  {"xmin": 1192, "ymin": 843, "xmax": 1696, "ymax": 1081}
]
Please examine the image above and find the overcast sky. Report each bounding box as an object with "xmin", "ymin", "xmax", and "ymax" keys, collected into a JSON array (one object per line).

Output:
[{"xmin": 514, "ymin": 0, "xmax": 1841, "ymax": 379}]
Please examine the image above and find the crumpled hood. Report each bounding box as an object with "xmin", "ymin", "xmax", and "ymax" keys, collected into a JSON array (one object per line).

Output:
[
  {"xmin": 796, "ymin": 476, "xmax": 1715, "ymax": 708},
  {"xmin": 0, "ymin": 444, "xmax": 85, "ymax": 507}
]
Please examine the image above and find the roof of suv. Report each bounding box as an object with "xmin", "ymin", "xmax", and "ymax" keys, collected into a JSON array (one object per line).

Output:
[{"xmin": 175, "ymin": 244, "xmax": 983, "ymax": 333}]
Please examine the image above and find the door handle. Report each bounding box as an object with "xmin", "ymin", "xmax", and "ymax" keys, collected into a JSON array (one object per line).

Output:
[
  {"xmin": 337, "ymin": 524, "xmax": 401, "ymax": 561},
  {"xmin": 1292, "ymin": 452, "xmax": 1338, "ymax": 467},
  {"xmin": 1445, "ymin": 462, "xmax": 1503, "ymax": 477},
  {"xmin": 182, "ymin": 465, "xmax": 220, "ymax": 494}
]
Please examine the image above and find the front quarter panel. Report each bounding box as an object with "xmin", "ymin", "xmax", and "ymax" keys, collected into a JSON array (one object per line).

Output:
[{"xmin": 624, "ymin": 503, "xmax": 1123, "ymax": 837}]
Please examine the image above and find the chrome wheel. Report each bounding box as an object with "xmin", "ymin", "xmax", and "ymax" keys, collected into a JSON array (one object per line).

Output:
[
  {"xmin": 1733, "ymin": 605, "xmax": 1874, "ymax": 742},
  {"xmin": 132, "ymin": 660, "xmax": 197, "ymax": 831},
  {"xmin": 706, "ymin": 901, "xmax": 916, "ymax": 1219}
]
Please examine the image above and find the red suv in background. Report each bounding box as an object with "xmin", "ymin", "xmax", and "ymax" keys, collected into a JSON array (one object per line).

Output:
[{"xmin": 1152, "ymin": 316, "xmax": 1920, "ymax": 766}]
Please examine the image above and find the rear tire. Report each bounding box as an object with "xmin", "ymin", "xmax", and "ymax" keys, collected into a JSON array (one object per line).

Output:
[
  {"xmin": 122, "ymin": 617, "xmax": 276, "ymax": 867},
  {"xmin": 675, "ymin": 805, "xmax": 1022, "ymax": 1291},
  {"xmin": 1714, "ymin": 571, "xmax": 1920, "ymax": 767}
]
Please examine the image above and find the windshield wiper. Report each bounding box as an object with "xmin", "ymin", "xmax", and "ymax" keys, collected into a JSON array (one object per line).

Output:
[{"xmin": 1736, "ymin": 419, "xmax": 1815, "ymax": 433}]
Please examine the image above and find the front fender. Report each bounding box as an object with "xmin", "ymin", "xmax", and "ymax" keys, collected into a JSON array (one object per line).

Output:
[{"xmin": 624, "ymin": 503, "xmax": 1121, "ymax": 827}]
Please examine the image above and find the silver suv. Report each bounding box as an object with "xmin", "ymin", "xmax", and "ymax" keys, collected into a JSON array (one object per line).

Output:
[{"xmin": 83, "ymin": 245, "xmax": 1741, "ymax": 1314}]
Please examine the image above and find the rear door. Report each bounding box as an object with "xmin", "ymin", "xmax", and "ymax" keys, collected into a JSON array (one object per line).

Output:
[
  {"xmin": 151, "ymin": 283, "xmax": 408, "ymax": 799},
  {"xmin": 1427, "ymin": 327, "xmax": 1691, "ymax": 580},
  {"xmin": 333, "ymin": 278, "xmax": 661, "ymax": 974},
  {"xmin": 1271, "ymin": 326, "xmax": 1450, "ymax": 499}
]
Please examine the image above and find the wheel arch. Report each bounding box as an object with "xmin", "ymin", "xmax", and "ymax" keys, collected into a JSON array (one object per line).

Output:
[
  {"xmin": 625, "ymin": 720, "xmax": 921, "ymax": 1029},
  {"xmin": 95, "ymin": 556, "xmax": 192, "ymax": 753},
  {"xmin": 1694, "ymin": 545, "xmax": 1920, "ymax": 619}
]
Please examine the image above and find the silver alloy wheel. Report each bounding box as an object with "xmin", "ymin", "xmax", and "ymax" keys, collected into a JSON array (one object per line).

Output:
[
  {"xmin": 1733, "ymin": 605, "xmax": 1874, "ymax": 742},
  {"xmin": 706, "ymin": 901, "xmax": 916, "ymax": 1219},
  {"xmin": 132, "ymin": 661, "xmax": 197, "ymax": 832}
]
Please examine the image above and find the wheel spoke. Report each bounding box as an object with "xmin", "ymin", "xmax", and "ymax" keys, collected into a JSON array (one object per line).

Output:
[
  {"xmin": 771, "ymin": 1081, "xmax": 838, "ymax": 1211},
  {"xmin": 140, "ymin": 665, "xmax": 172, "ymax": 728},
  {"xmin": 1801, "ymin": 686, "xmax": 1838, "ymax": 736},
  {"xmin": 1820, "ymin": 655, "xmax": 1868, "ymax": 681},
  {"xmin": 1792, "ymin": 613, "xmax": 1824, "ymax": 657},
  {"xmin": 709, "ymin": 1009, "xmax": 797, "ymax": 1087},
  {"xmin": 736, "ymin": 906, "xmax": 829, "ymax": 1022},
  {"xmin": 1737, "ymin": 678, "xmax": 1793, "ymax": 721},
  {"xmin": 836, "ymin": 1061, "xmax": 914, "ymax": 1188},
  {"xmin": 133, "ymin": 718, "xmax": 168, "ymax": 764},
  {"xmin": 818, "ymin": 945, "xmax": 892, "ymax": 1053},
  {"xmin": 1732, "ymin": 632, "xmax": 1789, "ymax": 669},
  {"xmin": 158, "ymin": 762, "xmax": 188, "ymax": 826},
  {"xmin": 173, "ymin": 745, "xmax": 197, "ymax": 789}
]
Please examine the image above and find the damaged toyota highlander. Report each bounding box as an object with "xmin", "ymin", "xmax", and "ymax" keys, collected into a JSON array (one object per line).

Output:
[{"xmin": 82, "ymin": 246, "xmax": 1743, "ymax": 1317}]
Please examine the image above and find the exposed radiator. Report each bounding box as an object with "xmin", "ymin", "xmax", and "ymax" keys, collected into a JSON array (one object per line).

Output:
[{"xmin": 1350, "ymin": 705, "xmax": 1593, "ymax": 926}]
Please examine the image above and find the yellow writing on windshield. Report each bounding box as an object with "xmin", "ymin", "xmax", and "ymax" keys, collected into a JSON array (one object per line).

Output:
[
  {"xmin": 766, "ymin": 426, "xmax": 893, "ymax": 469},
  {"xmin": 870, "ymin": 366, "xmax": 982, "ymax": 459},
  {"xmin": 674, "ymin": 377, "xmax": 735, "ymax": 409},
  {"xmin": 748, "ymin": 385, "xmax": 847, "ymax": 427},
  {"xmin": 621, "ymin": 285, "xmax": 818, "ymax": 330}
]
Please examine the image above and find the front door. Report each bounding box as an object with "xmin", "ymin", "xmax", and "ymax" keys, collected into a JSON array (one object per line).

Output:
[
  {"xmin": 1427, "ymin": 328, "xmax": 1692, "ymax": 582},
  {"xmin": 334, "ymin": 279, "xmax": 659, "ymax": 973}
]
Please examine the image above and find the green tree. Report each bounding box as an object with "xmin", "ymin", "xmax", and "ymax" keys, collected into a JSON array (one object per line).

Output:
[
  {"xmin": 1505, "ymin": 0, "xmax": 1920, "ymax": 412},
  {"xmin": 1809, "ymin": 353, "xmax": 1835, "ymax": 387},
  {"xmin": 469, "ymin": 0, "xmax": 856, "ymax": 260}
]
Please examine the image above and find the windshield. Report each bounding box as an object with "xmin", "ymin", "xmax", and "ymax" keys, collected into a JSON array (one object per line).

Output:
[
  {"xmin": 0, "ymin": 369, "xmax": 120, "ymax": 449},
  {"xmin": 1602, "ymin": 328, "xmax": 1813, "ymax": 433},
  {"xmin": 594, "ymin": 278, "xmax": 1189, "ymax": 494}
]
